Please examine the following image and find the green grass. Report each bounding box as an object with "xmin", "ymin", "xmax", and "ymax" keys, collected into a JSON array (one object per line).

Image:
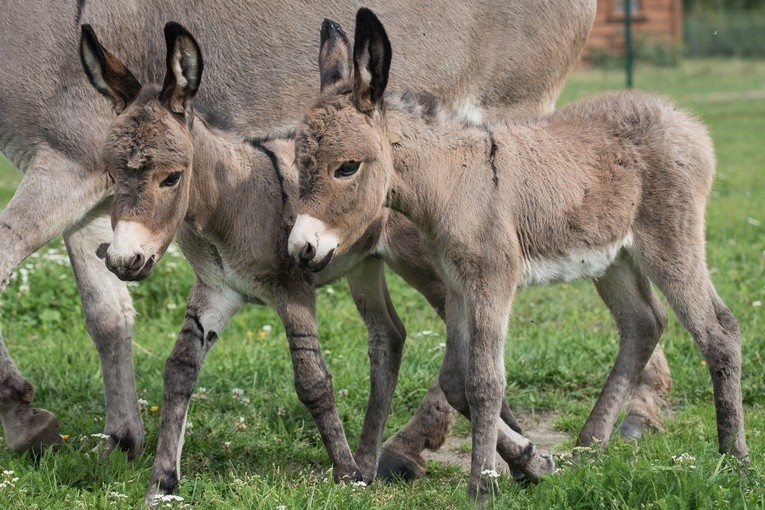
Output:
[{"xmin": 0, "ymin": 58, "xmax": 764, "ymax": 509}]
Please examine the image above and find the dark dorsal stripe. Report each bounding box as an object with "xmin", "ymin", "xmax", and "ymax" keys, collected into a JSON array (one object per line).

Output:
[
  {"xmin": 247, "ymin": 138, "xmax": 288, "ymax": 209},
  {"xmin": 479, "ymin": 124, "xmax": 499, "ymax": 188}
]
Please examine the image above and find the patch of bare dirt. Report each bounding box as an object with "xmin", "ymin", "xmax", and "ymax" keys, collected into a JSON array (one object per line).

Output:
[{"xmin": 423, "ymin": 412, "xmax": 568, "ymax": 473}]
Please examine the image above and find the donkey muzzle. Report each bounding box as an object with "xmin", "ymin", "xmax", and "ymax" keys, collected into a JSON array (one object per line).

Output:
[{"xmin": 288, "ymin": 214, "xmax": 339, "ymax": 273}]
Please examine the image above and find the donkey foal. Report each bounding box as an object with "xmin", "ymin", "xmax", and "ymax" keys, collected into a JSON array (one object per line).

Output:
[{"xmin": 289, "ymin": 9, "xmax": 749, "ymax": 501}]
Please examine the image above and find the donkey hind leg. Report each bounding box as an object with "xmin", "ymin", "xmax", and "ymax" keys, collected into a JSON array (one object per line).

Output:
[
  {"xmin": 146, "ymin": 281, "xmax": 243, "ymax": 503},
  {"xmin": 578, "ymin": 254, "xmax": 667, "ymax": 447},
  {"xmin": 639, "ymin": 245, "xmax": 747, "ymax": 459},
  {"xmin": 64, "ymin": 201, "xmax": 143, "ymax": 458},
  {"xmin": 439, "ymin": 292, "xmax": 554, "ymax": 501},
  {"xmin": 276, "ymin": 277, "xmax": 361, "ymax": 483},
  {"xmin": 0, "ymin": 149, "xmax": 112, "ymax": 453},
  {"xmin": 616, "ymin": 343, "xmax": 671, "ymax": 440},
  {"xmin": 345, "ymin": 257, "xmax": 406, "ymax": 482}
]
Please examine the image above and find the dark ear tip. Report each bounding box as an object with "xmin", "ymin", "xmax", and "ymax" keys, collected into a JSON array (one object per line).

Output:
[
  {"xmin": 80, "ymin": 24, "xmax": 97, "ymax": 44},
  {"xmin": 321, "ymin": 18, "xmax": 348, "ymax": 41},
  {"xmin": 164, "ymin": 21, "xmax": 191, "ymax": 41}
]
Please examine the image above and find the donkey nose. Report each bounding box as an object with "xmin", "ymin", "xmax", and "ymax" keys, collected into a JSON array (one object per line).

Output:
[{"xmin": 299, "ymin": 242, "xmax": 317, "ymax": 264}]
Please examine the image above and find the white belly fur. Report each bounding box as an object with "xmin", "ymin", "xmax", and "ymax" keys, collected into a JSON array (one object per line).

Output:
[{"xmin": 520, "ymin": 233, "xmax": 633, "ymax": 288}]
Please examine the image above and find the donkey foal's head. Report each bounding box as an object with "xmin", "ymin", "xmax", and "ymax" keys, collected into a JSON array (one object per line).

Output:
[
  {"xmin": 80, "ymin": 22, "xmax": 202, "ymax": 280},
  {"xmin": 288, "ymin": 10, "xmax": 394, "ymax": 272}
]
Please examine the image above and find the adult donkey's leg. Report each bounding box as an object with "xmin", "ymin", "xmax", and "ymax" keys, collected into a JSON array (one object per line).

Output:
[
  {"xmin": 64, "ymin": 200, "xmax": 143, "ymax": 458},
  {"xmin": 346, "ymin": 256, "xmax": 406, "ymax": 482},
  {"xmin": 275, "ymin": 275, "xmax": 361, "ymax": 483},
  {"xmin": 147, "ymin": 280, "xmax": 243, "ymax": 502},
  {"xmin": 0, "ymin": 149, "xmax": 111, "ymax": 453}
]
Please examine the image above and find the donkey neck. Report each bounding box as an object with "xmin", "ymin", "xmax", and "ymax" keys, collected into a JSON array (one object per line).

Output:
[
  {"xmin": 185, "ymin": 117, "xmax": 257, "ymax": 230},
  {"xmin": 384, "ymin": 106, "xmax": 493, "ymax": 232}
]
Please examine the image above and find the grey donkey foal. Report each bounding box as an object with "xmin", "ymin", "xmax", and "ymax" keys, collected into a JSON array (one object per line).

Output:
[
  {"xmin": 80, "ymin": 23, "xmax": 533, "ymax": 501},
  {"xmin": 288, "ymin": 9, "xmax": 749, "ymax": 501}
]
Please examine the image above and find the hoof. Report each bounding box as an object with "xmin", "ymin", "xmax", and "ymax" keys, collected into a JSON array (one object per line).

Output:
[
  {"xmin": 377, "ymin": 447, "xmax": 426, "ymax": 482},
  {"xmin": 614, "ymin": 414, "xmax": 656, "ymax": 441},
  {"xmin": 5, "ymin": 408, "xmax": 62, "ymax": 455},
  {"xmin": 333, "ymin": 466, "xmax": 363, "ymax": 484},
  {"xmin": 101, "ymin": 429, "xmax": 144, "ymax": 460},
  {"xmin": 511, "ymin": 452, "xmax": 557, "ymax": 484}
]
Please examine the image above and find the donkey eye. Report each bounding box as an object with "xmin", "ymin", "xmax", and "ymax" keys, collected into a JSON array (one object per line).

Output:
[
  {"xmin": 334, "ymin": 161, "xmax": 361, "ymax": 178},
  {"xmin": 160, "ymin": 172, "xmax": 182, "ymax": 188}
]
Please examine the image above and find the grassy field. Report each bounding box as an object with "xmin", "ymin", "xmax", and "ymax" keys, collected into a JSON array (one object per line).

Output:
[{"xmin": 0, "ymin": 58, "xmax": 763, "ymax": 509}]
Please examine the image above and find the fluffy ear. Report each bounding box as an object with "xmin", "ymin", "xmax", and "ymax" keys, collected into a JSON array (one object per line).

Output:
[
  {"xmin": 319, "ymin": 19, "xmax": 353, "ymax": 93},
  {"xmin": 352, "ymin": 8, "xmax": 392, "ymax": 114},
  {"xmin": 80, "ymin": 24, "xmax": 141, "ymax": 114},
  {"xmin": 160, "ymin": 22, "xmax": 204, "ymax": 114}
]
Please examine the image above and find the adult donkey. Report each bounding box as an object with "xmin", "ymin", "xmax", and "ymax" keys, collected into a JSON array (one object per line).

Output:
[
  {"xmin": 1, "ymin": 0, "xmax": 629, "ymax": 476},
  {"xmin": 288, "ymin": 8, "xmax": 748, "ymax": 501}
]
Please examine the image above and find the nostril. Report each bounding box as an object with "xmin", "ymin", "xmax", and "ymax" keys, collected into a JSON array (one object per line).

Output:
[
  {"xmin": 129, "ymin": 252, "xmax": 145, "ymax": 271},
  {"xmin": 299, "ymin": 242, "xmax": 316, "ymax": 263}
]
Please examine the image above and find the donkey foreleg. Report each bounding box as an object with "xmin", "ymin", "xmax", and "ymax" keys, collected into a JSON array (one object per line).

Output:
[
  {"xmin": 378, "ymin": 216, "xmax": 524, "ymax": 480},
  {"xmin": 346, "ymin": 257, "xmax": 406, "ymax": 482},
  {"xmin": 146, "ymin": 281, "xmax": 242, "ymax": 503},
  {"xmin": 0, "ymin": 149, "xmax": 111, "ymax": 453},
  {"xmin": 275, "ymin": 278, "xmax": 361, "ymax": 483},
  {"xmin": 64, "ymin": 201, "xmax": 143, "ymax": 458}
]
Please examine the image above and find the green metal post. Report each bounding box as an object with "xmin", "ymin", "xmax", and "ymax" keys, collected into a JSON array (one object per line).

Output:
[{"xmin": 625, "ymin": 0, "xmax": 634, "ymax": 88}]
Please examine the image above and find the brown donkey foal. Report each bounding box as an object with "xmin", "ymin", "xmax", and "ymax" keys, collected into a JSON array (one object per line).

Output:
[{"xmin": 289, "ymin": 9, "xmax": 749, "ymax": 500}]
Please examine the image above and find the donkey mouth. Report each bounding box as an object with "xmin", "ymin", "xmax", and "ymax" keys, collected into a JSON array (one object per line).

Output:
[
  {"xmin": 299, "ymin": 249, "xmax": 335, "ymax": 273},
  {"xmin": 102, "ymin": 250, "xmax": 156, "ymax": 281}
]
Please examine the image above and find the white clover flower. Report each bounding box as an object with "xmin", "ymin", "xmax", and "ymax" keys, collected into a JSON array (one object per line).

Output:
[
  {"xmin": 338, "ymin": 389, "xmax": 349, "ymax": 398},
  {"xmin": 241, "ymin": 397, "xmax": 250, "ymax": 406},
  {"xmin": 166, "ymin": 302, "xmax": 178, "ymax": 310},
  {"xmin": 754, "ymin": 300, "xmax": 762, "ymax": 308},
  {"xmin": 138, "ymin": 398, "xmax": 149, "ymax": 411},
  {"xmin": 276, "ymin": 506, "xmax": 287, "ymax": 510},
  {"xmin": 223, "ymin": 441, "xmax": 232, "ymax": 450},
  {"xmin": 231, "ymin": 388, "xmax": 244, "ymax": 400},
  {"xmin": 236, "ymin": 417, "xmax": 247, "ymax": 431},
  {"xmin": 481, "ymin": 469, "xmax": 500, "ymax": 479},
  {"xmin": 2, "ymin": 470, "xmax": 14, "ymax": 476},
  {"xmin": 110, "ymin": 491, "xmax": 128, "ymax": 499},
  {"xmin": 193, "ymin": 387, "xmax": 208, "ymax": 400},
  {"xmin": 262, "ymin": 324, "xmax": 273, "ymax": 333},
  {"xmin": 90, "ymin": 433, "xmax": 111, "ymax": 440},
  {"xmin": 671, "ymin": 453, "xmax": 697, "ymax": 469},
  {"xmin": 325, "ymin": 287, "xmax": 335, "ymax": 295},
  {"xmin": 351, "ymin": 480, "xmax": 367, "ymax": 490}
]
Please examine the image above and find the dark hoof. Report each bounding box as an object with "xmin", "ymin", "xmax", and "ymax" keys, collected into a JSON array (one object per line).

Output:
[
  {"xmin": 333, "ymin": 466, "xmax": 363, "ymax": 484},
  {"xmin": 614, "ymin": 414, "xmax": 654, "ymax": 441},
  {"xmin": 377, "ymin": 447, "xmax": 426, "ymax": 482}
]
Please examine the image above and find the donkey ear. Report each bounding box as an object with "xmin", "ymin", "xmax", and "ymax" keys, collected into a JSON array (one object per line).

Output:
[
  {"xmin": 80, "ymin": 24, "xmax": 141, "ymax": 114},
  {"xmin": 160, "ymin": 22, "xmax": 204, "ymax": 114},
  {"xmin": 352, "ymin": 8, "xmax": 392, "ymax": 114},
  {"xmin": 319, "ymin": 19, "xmax": 353, "ymax": 93}
]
